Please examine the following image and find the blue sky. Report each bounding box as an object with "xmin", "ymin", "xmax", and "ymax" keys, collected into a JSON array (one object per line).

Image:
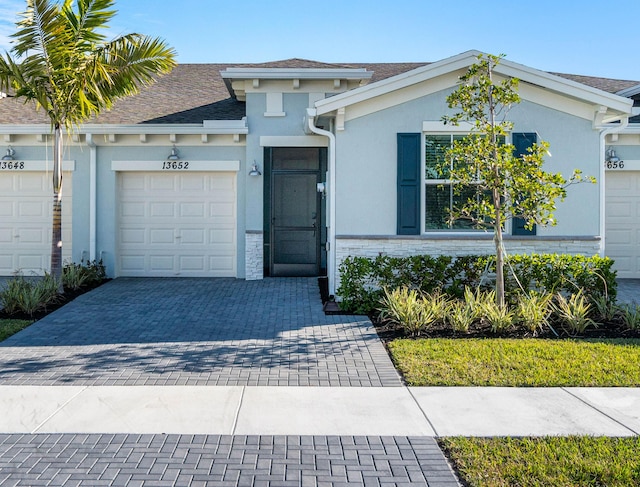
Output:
[{"xmin": 2, "ymin": 0, "xmax": 640, "ymax": 81}]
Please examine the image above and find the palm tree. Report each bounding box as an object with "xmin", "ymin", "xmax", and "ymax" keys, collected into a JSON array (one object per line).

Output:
[{"xmin": 0, "ymin": 0, "xmax": 176, "ymax": 288}]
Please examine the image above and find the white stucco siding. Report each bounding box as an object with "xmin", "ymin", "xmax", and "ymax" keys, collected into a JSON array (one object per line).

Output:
[{"xmin": 334, "ymin": 88, "xmax": 602, "ymax": 238}]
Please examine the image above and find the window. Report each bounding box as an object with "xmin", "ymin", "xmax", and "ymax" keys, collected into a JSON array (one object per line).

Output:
[{"xmin": 424, "ymin": 134, "xmax": 483, "ymax": 231}]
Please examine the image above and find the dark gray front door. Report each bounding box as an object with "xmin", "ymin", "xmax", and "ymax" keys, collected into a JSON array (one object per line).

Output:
[{"xmin": 269, "ymin": 148, "xmax": 321, "ymax": 277}]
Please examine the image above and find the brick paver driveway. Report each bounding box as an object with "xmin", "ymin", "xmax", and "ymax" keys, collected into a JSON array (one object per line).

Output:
[{"xmin": 0, "ymin": 278, "xmax": 401, "ymax": 387}]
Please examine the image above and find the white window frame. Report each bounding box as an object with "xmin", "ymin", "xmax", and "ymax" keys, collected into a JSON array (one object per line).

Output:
[{"xmin": 422, "ymin": 121, "xmax": 514, "ymax": 234}]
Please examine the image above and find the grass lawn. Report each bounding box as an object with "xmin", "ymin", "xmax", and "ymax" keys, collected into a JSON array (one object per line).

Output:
[
  {"xmin": 0, "ymin": 319, "xmax": 33, "ymax": 342},
  {"xmin": 442, "ymin": 436, "xmax": 640, "ymax": 487},
  {"xmin": 388, "ymin": 338, "xmax": 640, "ymax": 386}
]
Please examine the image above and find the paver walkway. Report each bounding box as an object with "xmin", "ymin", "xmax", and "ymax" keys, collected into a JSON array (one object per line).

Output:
[
  {"xmin": 0, "ymin": 278, "xmax": 400, "ymax": 387},
  {"xmin": 0, "ymin": 434, "xmax": 457, "ymax": 486}
]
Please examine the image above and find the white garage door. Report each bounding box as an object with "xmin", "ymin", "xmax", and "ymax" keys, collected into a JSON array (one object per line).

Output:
[
  {"xmin": 606, "ymin": 171, "xmax": 640, "ymax": 278},
  {"xmin": 118, "ymin": 172, "xmax": 237, "ymax": 277},
  {"xmin": 0, "ymin": 171, "xmax": 73, "ymax": 275}
]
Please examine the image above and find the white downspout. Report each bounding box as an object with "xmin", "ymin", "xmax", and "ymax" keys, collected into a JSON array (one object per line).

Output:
[
  {"xmin": 306, "ymin": 108, "xmax": 337, "ymax": 295},
  {"xmin": 599, "ymin": 116, "xmax": 629, "ymax": 257},
  {"xmin": 86, "ymin": 133, "xmax": 97, "ymax": 261}
]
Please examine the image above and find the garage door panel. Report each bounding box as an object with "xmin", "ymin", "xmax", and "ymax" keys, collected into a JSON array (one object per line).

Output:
[
  {"xmin": 178, "ymin": 256, "xmax": 206, "ymax": 271},
  {"xmin": 118, "ymin": 172, "xmax": 237, "ymax": 277},
  {"xmin": 18, "ymin": 173, "xmax": 47, "ymax": 191},
  {"xmin": 121, "ymin": 174, "xmax": 145, "ymax": 190},
  {"xmin": 149, "ymin": 175, "xmax": 175, "ymax": 191},
  {"xmin": 180, "ymin": 175, "xmax": 206, "ymax": 191},
  {"xmin": 210, "ymin": 201, "xmax": 235, "ymax": 217},
  {"xmin": 121, "ymin": 201, "xmax": 146, "ymax": 218},
  {"xmin": 210, "ymin": 228, "xmax": 235, "ymax": 244},
  {"xmin": 180, "ymin": 202, "xmax": 205, "ymax": 217},
  {"xmin": 150, "ymin": 202, "xmax": 174, "ymax": 217},
  {"xmin": 606, "ymin": 201, "xmax": 632, "ymax": 218},
  {"xmin": 149, "ymin": 228, "xmax": 175, "ymax": 244},
  {"xmin": 209, "ymin": 256, "xmax": 235, "ymax": 273},
  {"xmin": 149, "ymin": 256, "xmax": 174, "ymax": 271},
  {"xmin": 178, "ymin": 229, "xmax": 205, "ymax": 244},
  {"xmin": 120, "ymin": 255, "xmax": 145, "ymax": 272},
  {"xmin": 120, "ymin": 228, "xmax": 146, "ymax": 245},
  {"xmin": 607, "ymin": 229, "xmax": 631, "ymax": 245}
]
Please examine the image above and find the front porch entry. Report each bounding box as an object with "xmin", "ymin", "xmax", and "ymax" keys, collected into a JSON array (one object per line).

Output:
[{"xmin": 264, "ymin": 147, "xmax": 327, "ymax": 277}]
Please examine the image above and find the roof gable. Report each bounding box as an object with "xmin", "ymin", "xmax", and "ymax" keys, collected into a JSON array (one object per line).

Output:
[{"xmin": 314, "ymin": 50, "xmax": 633, "ymax": 122}]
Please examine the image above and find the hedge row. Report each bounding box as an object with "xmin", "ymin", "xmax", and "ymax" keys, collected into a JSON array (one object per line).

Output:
[{"xmin": 336, "ymin": 253, "xmax": 617, "ymax": 314}]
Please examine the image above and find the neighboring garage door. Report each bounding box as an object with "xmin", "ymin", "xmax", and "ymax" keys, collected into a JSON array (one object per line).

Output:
[
  {"xmin": 606, "ymin": 171, "xmax": 640, "ymax": 278},
  {"xmin": 118, "ymin": 172, "xmax": 237, "ymax": 277},
  {"xmin": 0, "ymin": 167, "xmax": 73, "ymax": 275}
]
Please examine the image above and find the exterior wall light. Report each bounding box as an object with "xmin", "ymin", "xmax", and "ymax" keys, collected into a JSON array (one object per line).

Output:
[
  {"xmin": 167, "ymin": 145, "xmax": 180, "ymax": 160},
  {"xmin": 606, "ymin": 147, "xmax": 624, "ymax": 169},
  {"xmin": 606, "ymin": 148, "xmax": 620, "ymax": 164},
  {"xmin": 248, "ymin": 161, "xmax": 262, "ymax": 176},
  {"xmin": 2, "ymin": 147, "xmax": 15, "ymax": 160}
]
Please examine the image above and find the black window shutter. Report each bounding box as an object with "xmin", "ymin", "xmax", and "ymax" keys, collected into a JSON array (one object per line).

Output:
[
  {"xmin": 397, "ymin": 133, "xmax": 421, "ymax": 235},
  {"xmin": 512, "ymin": 132, "xmax": 537, "ymax": 236}
]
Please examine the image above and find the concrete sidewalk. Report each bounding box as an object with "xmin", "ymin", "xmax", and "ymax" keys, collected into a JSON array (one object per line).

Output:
[{"xmin": 2, "ymin": 385, "xmax": 638, "ymax": 437}]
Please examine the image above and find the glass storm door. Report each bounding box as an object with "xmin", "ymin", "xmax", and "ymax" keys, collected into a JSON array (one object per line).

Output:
[{"xmin": 270, "ymin": 149, "xmax": 321, "ymax": 277}]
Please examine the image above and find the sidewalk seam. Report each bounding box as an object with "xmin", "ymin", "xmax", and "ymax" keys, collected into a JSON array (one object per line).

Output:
[
  {"xmin": 31, "ymin": 386, "xmax": 88, "ymax": 434},
  {"xmin": 230, "ymin": 385, "xmax": 246, "ymax": 435},
  {"xmin": 407, "ymin": 387, "xmax": 440, "ymax": 437},
  {"xmin": 561, "ymin": 387, "xmax": 639, "ymax": 436}
]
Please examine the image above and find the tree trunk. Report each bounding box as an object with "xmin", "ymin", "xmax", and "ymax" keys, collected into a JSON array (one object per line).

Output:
[
  {"xmin": 51, "ymin": 124, "xmax": 63, "ymax": 292},
  {"xmin": 486, "ymin": 60, "xmax": 505, "ymax": 307},
  {"xmin": 494, "ymin": 206, "xmax": 505, "ymax": 308}
]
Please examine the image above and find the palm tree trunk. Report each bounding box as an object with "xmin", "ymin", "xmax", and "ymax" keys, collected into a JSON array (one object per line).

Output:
[{"xmin": 51, "ymin": 123, "xmax": 63, "ymax": 292}]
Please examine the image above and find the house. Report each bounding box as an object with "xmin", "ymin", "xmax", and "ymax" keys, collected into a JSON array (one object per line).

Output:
[{"xmin": 0, "ymin": 50, "xmax": 638, "ymax": 297}]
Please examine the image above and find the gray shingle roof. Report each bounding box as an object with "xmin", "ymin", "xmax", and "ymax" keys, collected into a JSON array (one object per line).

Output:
[{"xmin": 0, "ymin": 59, "xmax": 636, "ymax": 125}]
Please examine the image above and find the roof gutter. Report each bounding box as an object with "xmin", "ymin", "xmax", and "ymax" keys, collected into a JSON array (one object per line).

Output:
[
  {"xmin": 85, "ymin": 134, "xmax": 98, "ymax": 262},
  {"xmin": 599, "ymin": 116, "xmax": 630, "ymax": 257},
  {"xmin": 305, "ymin": 108, "xmax": 337, "ymax": 296}
]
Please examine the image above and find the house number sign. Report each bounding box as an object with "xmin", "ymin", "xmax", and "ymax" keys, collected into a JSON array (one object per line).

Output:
[
  {"xmin": 605, "ymin": 160, "xmax": 624, "ymax": 169},
  {"xmin": 161, "ymin": 161, "xmax": 190, "ymax": 170},
  {"xmin": 111, "ymin": 160, "xmax": 239, "ymax": 172},
  {"xmin": 0, "ymin": 160, "xmax": 25, "ymax": 170}
]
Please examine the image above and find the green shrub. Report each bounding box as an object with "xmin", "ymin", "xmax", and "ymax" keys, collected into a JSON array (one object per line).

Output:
[
  {"xmin": 62, "ymin": 262, "xmax": 89, "ymax": 290},
  {"xmin": 0, "ymin": 274, "xmax": 60, "ymax": 317},
  {"xmin": 447, "ymin": 299, "xmax": 476, "ymax": 333},
  {"xmin": 504, "ymin": 254, "xmax": 617, "ymax": 302},
  {"xmin": 62, "ymin": 259, "xmax": 106, "ymax": 291},
  {"xmin": 337, "ymin": 253, "xmax": 617, "ymax": 314},
  {"xmin": 423, "ymin": 290, "xmax": 451, "ymax": 324},
  {"xmin": 379, "ymin": 287, "xmax": 436, "ymax": 336},
  {"xmin": 477, "ymin": 291, "xmax": 516, "ymax": 334},
  {"xmin": 554, "ymin": 291, "xmax": 596, "ymax": 335},
  {"xmin": 515, "ymin": 292, "xmax": 553, "ymax": 335},
  {"xmin": 591, "ymin": 293, "xmax": 618, "ymax": 323},
  {"xmin": 619, "ymin": 304, "xmax": 640, "ymax": 331}
]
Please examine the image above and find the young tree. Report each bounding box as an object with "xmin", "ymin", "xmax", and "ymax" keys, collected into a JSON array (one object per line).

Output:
[
  {"xmin": 0, "ymin": 0, "xmax": 176, "ymax": 288},
  {"xmin": 442, "ymin": 54, "xmax": 593, "ymax": 307}
]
